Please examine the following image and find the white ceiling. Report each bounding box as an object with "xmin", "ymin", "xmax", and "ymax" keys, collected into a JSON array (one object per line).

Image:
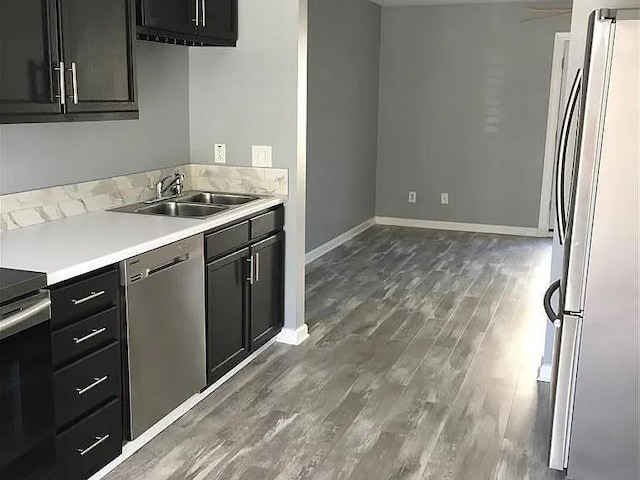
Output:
[{"xmin": 372, "ymin": 0, "xmax": 555, "ymax": 5}]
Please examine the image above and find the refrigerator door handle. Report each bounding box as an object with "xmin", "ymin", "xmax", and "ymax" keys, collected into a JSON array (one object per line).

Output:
[
  {"xmin": 544, "ymin": 279, "xmax": 561, "ymax": 327},
  {"xmin": 555, "ymin": 70, "xmax": 582, "ymax": 246}
]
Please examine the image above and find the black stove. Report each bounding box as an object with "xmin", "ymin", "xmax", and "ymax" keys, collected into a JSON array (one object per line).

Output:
[
  {"xmin": 0, "ymin": 267, "xmax": 56, "ymax": 480},
  {"xmin": 0, "ymin": 267, "xmax": 47, "ymax": 305}
]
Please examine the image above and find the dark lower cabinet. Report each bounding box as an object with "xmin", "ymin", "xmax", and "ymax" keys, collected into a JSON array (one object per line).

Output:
[
  {"xmin": 205, "ymin": 206, "xmax": 284, "ymax": 386},
  {"xmin": 50, "ymin": 266, "xmax": 123, "ymax": 480},
  {"xmin": 56, "ymin": 399, "xmax": 122, "ymax": 480},
  {"xmin": 206, "ymin": 248, "xmax": 250, "ymax": 385},
  {"xmin": 250, "ymin": 233, "xmax": 284, "ymax": 351}
]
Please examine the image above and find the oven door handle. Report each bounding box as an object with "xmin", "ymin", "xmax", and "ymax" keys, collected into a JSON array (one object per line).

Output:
[{"xmin": 0, "ymin": 296, "xmax": 51, "ymax": 339}]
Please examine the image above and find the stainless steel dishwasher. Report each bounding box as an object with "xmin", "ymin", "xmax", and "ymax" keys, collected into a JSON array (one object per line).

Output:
[{"xmin": 121, "ymin": 235, "xmax": 206, "ymax": 439}]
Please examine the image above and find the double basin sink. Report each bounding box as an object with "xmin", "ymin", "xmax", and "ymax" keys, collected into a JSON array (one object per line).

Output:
[{"xmin": 110, "ymin": 191, "xmax": 260, "ymax": 219}]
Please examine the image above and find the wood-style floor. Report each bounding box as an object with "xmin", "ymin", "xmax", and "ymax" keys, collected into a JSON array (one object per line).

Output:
[{"xmin": 106, "ymin": 226, "xmax": 564, "ymax": 480}]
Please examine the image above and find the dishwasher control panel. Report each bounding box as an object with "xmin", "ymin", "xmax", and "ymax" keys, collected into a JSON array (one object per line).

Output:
[{"xmin": 121, "ymin": 235, "xmax": 204, "ymax": 285}]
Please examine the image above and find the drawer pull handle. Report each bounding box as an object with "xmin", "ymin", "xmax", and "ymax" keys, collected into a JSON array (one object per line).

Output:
[
  {"xmin": 77, "ymin": 434, "xmax": 110, "ymax": 456},
  {"xmin": 75, "ymin": 375, "xmax": 108, "ymax": 395},
  {"xmin": 71, "ymin": 290, "xmax": 106, "ymax": 305},
  {"xmin": 73, "ymin": 327, "xmax": 107, "ymax": 344}
]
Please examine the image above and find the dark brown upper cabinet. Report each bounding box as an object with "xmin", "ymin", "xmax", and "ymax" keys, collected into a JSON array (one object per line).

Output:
[
  {"xmin": 137, "ymin": 0, "xmax": 237, "ymax": 47},
  {"xmin": 0, "ymin": 0, "xmax": 138, "ymax": 124}
]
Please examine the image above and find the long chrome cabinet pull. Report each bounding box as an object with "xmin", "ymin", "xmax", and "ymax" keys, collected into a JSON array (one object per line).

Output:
[
  {"xmin": 73, "ymin": 327, "xmax": 106, "ymax": 345},
  {"xmin": 77, "ymin": 435, "xmax": 110, "ymax": 456},
  {"xmin": 67, "ymin": 62, "xmax": 79, "ymax": 104},
  {"xmin": 75, "ymin": 375, "xmax": 108, "ymax": 395},
  {"xmin": 201, "ymin": 0, "xmax": 206, "ymax": 26},
  {"xmin": 71, "ymin": 290, "xmax": 106, "ymax": 306},
  {"xmin": 255, "ymin": 253, "xmax": 260, "ymax": 282},
  {"xmin": 246, "ymin": 256, "xmax": 254, "ymax": 285},
  {"xmin": 193, "ymin": 0, "xmax": 199, "ymax": 25},
  {"xmin": 54, "ymin": 62, "xmax": 66, "ymax": 106}
]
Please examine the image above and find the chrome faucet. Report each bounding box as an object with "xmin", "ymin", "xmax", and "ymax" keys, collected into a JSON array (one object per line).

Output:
[{"xmin": 155, "ymin": 170, "xmax": 185, "ymax": 200}]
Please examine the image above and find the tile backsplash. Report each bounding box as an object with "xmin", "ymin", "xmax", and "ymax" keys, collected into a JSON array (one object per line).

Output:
[
  {"xmin": 190, "ymin": 164, "xmax": 288, "ymax": 196},
  {"xmin": 0, "ymin": 164, "xmax": 288, "ymax": 232}
]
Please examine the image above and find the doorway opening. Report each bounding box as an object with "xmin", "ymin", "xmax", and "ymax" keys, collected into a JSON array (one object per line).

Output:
[{"xmin": 538, "ymin": 33, "xmax": 571, "ymax": 234}]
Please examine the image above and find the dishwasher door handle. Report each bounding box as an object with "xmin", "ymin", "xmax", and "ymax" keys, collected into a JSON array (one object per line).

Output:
[{"xmin": 146, "ymin": 254, "xmax": 190, "ymax": 279}]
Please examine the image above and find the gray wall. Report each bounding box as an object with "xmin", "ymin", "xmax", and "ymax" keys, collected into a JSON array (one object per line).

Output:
[
  {"xmin": 305, "ymin": 0, "xmax": 381, "ymax": 252},
  {"xmin": 189, "ymin": 0, "xmax": 307, "ymax": 333},
  {"xmin": 0, "ymin": 41, "xmax": 190, "ymax": 195},
  {"xmin": 376, "ymin": 3, "xmax": 570, "ymax": 228}
]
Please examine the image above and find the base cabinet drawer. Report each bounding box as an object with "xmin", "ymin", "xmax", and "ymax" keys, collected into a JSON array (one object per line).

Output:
[
  {"xmin": 205, "ymin": 221, "xmax": 250, "ymax": 260},
  {"xmin": 52, "ymin": 307, "xmax": 120, "ymax": 367},
  {"xmin": 250, "ymin": 208, "xmax": 284, "ymax": 240},
  {"xmin": 56, "ymin": 399, "xmax": 123, "ymax": 480},
  {"xmin": 51, "ymin": 269, "xmax": 119, "ymax": 329},
  {"xmin": 54, "ymin": 342, "xmax": 121, "ymax": 428}
]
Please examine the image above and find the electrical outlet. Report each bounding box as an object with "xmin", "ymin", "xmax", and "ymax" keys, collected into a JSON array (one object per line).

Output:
[
  {"xmin": 252, "ymin": 145, "xmax": 272, "ymax": 167},
  {"xmin": 408, "ymin": 191, "xmax": 417, "ymax": 203},
  {"xmin": 441, "ymin": 192, "xmax": 449, "ymax": 205},
  {"xmin": 214, "ymin": 144, "xmax": 226, "ymax": 164}
]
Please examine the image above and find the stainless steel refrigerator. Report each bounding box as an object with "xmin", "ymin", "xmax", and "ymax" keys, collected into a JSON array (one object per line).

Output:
[{"xmin": 543, "ymin": 8, "xmax": 639, "ymax": 480}]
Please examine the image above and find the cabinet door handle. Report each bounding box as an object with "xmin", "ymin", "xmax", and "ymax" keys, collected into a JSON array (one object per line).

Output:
[
  {"xmin": 201, "ymin": 0, "xmax": 206, "ymax": 26},
  {"xmin": 75, "ymin": 375, "xmax": 108, "ymax": 395},
  {"xmin": 246, "ymin": 256, "xmax": 254, "ymax": 285},
  {"xmin": 255, "ymin": 253, "xmax": 260, "ymax": 282},
  {"xmin": 77, "ymin": 435, "xmax": 110, "ymax": 456},
  {"xmin": 73, "ymin": 327, "xmax": 107, "ymax": 345},
  {"xmin": 193, "ymin": 0, "xmax": 199, "ymax": 25},
  {"xmin": 66, "ymin": 62, "xmax": 79, "ymax": 104},
  {"xmin": 71, "ymin": 290, "xmax": 106, "ymax": 306},
  {"xmin": 54, "ymin": 62, "xmax": 66, "ymax": 106}
]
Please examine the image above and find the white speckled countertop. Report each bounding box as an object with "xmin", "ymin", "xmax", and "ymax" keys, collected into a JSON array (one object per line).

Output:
[{"xmin": 0, "ymin": 196, "xmax": 284, "ymax": 286}]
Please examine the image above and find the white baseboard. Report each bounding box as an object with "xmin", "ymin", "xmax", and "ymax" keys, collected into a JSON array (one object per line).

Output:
[
  {"xmin": 538, "ymin": 363, "xmax": 552, "ymax": 383},
  {"xmin": 305, "ymin": 218, "xmax": 375, "ymax": 264},
  {"xmin": 375, "ymin": 216, "xmax": 552, "ymax": 238},
  {"xmin": 276, "ymin": 324, "xmax": 310, "ymax": 345},
  {"xmin": 88, "ymin": 337, "xmax": 278, "ymax": 480}
]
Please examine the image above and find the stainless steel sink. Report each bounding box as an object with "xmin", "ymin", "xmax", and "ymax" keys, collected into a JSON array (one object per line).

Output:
[
  {"xmin": 111, "ymin": 201, "xmax": 228, "ymax": 218},
  {"xmin": 138, "ymin": 201, "xmax": 227, "ymax": 218},
  {"xmin": 109, "ymin": 191, "xmax": 261, "ymax": 218},
  {"xmin": 179, "ymin": 192, "xmax": 258, "ymax": 206}
]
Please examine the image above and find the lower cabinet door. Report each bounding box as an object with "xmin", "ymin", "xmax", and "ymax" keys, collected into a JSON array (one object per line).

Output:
[
  {"xmin": 250, "ymin": 233, "xmax": 284, "ymax": 351},
  {"xmin": 56, "ymin": 398, "xmax": 122, "ymax": 480},
  {"xmin": 206, "ymin": 248, "xmax": 250, "ymax": 385}
]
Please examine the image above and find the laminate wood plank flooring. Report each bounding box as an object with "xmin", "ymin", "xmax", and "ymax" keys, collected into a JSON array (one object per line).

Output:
[{"xmin": 106, "ymin": 226, "xmax": 564, "ymax": 480}]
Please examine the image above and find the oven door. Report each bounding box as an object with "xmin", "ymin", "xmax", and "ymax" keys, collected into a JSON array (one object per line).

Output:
[{"xmin": 0, "ymin": 291, "xmax": 57, "ymax": 480}]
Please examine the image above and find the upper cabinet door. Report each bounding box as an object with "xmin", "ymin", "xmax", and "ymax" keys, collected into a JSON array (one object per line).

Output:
[
  {"xmin": 138, "ymin": 0, "xmax": 196, "ymax": 36},
  {"xmin": 198, "ymin": 0, "xmax": 237, "ymax": 44},
  {"xmin": 58, "ymin": 0, "xmax": 137, "ymax": 114},
  {"xmin": 0, "ymin": 0, "xmax": 62, "ymax": 119}
]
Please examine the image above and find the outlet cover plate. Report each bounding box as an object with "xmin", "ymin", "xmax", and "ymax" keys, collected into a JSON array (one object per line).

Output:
[
  {"xmin": 408, "ymin": 191, "xmax": 417, "ymax": 203},
  {"xmin": 214, "ymin": 144, "xmax": 226, "ymax": 164},
  {"xmin": 441, "ymin": 192, "xmax": 449, "ymax": 205},
  {"xmin": 252, "ymin": 145, "xmax": 272, "ymax": 168}
]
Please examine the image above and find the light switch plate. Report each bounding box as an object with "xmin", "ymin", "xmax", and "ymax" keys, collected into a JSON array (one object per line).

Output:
[
  {"xmin": 214, "ymin": 144, "xmax": 226, "ymax": 164},
  {"xmin": 252, "ymin": 145, "xmax": 272, "ymax": 168}
]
